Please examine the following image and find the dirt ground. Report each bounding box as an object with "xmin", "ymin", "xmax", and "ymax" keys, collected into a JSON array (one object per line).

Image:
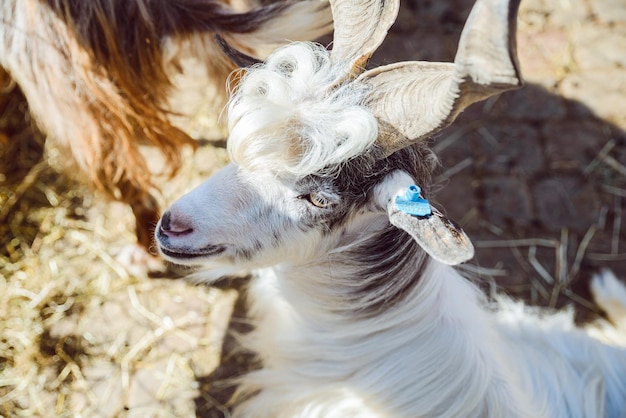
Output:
[{"xmin": 1, "ymin": 0, "xmax": 625, "ymax": 416}]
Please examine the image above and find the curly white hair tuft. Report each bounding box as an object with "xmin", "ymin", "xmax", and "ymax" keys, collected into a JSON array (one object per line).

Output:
[{"xmin": 227, "ymin": 42, "xmax": 379, "ymax": 178}]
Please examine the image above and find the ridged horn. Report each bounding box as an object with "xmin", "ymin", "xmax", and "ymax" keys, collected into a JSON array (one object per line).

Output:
[
  {"xmin": 329, "ymin": 0, "xmax": 400, "ymax": 79},
  {"xmin": 359, "ymin": 0, "xmax": 523, "ymax": 159}
]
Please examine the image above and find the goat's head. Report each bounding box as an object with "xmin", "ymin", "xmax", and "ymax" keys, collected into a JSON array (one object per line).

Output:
[{"xmin": 156, "ymin": 0, "xmax": 522, "ymax": 273}]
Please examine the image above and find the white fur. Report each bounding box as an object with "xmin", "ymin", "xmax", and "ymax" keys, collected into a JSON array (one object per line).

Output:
[
  {"xmin": 232, "ymin": 260, "xmax": 626, "ymax": 418},
  {"xmin": 588, "ymin": 270, "xmax": 626, "ymax": 347}
]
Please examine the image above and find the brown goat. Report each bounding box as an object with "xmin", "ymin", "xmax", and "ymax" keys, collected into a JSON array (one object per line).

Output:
[{"xmin": 0, "ymin": 0, "xmax": 331, "ymax": 257}]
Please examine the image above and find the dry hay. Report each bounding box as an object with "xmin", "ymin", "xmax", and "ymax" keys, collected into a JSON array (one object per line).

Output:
[{"xmin": 0, "ymin": 119, "xmax": 238, "ymax": 416}]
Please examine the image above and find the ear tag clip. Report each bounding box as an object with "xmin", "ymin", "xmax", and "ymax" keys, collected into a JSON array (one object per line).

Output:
[
  {"xmin": 395, "ymin": 185, "xmax": 432, "ymax": 217},
  {"xmin": 388, "ymin": 184, "xmax": 474, "ymax": 265}
]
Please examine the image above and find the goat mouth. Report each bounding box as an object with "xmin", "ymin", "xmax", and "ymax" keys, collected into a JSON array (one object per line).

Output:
[{"xmin": 159, "ymin": 244, "xmax": 226, "ymax": 260}]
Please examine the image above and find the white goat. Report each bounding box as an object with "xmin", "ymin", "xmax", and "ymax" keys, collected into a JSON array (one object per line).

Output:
[
  {"xmin": 0, "ymin": 0, "xmax": 331, "ymax": 253},
  {"xmin": 155, "ymin": 0, "xmax": 626, "ymax": 416}
]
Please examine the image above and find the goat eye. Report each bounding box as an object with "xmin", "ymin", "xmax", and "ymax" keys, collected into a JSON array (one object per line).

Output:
[{"xmin": 306, "ymin": 192, "xmax": 334, "ymax": 208}]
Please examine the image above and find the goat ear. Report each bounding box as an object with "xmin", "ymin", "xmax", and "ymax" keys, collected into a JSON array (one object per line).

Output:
[
  {"xmin": 387, "ymin": 199, "xmax": 474, "ymax": 266},
  {"xmin": 374, "ymin": 172, "xmax": 474, "ymax": 265}
]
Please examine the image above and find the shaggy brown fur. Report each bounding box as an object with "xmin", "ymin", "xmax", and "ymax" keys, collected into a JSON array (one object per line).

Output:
[{"xmin": 0, "ymin": 0, "xmax": 331, "ymax": 253}]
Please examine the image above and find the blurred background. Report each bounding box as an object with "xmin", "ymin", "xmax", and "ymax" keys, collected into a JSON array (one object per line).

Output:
[{"xmin": 1, "ymin": 0, "xmax": 625, "ymax": 416}]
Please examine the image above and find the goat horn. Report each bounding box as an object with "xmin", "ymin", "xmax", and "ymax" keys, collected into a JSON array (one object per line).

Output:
[
  {"xmin": 329, "ymin": 0, "xmax": 400, "ymax": 79},
  {"xmin": 360, "ymin": 0, "xmax": 523, "ymax": 159},
  {"xmin": 215, "ymin": 34, "xmax": 263, "ymax": 68}
]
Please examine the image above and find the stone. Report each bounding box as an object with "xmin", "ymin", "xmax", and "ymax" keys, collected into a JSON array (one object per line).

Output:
[
  {"xmin": 481, "ymin": 177, "xmax": 534, "ymax": 228},
  {"xmin": 474, "ymin": 123, "xmax": 544, "ymax": 175},
  {"xmin": 560, "ymin": 70, "xmax": 626, "ymax": 121},
  {"xmin": 503, "ymin": 85, "xmax": 567, "ymax": 121},
  {"xmin": 590, "ymin": 0, "xmax": 626, "ymax": 24},
  {"xmin": 534, "ymin": 176, "xmax": 601, "ymax": 233},
  {"xmin": 572, "ymin": 24, "xmax": 626, "ymax": 71},
  {"xmin": 542, "ymin": 120, "xmax": 606, "ymax": 169},
  {"xmin": 517, "ymin": 29, "xmax": 572, "ymax": 83}
]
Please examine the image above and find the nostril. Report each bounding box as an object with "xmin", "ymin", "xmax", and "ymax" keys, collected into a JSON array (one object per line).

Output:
[
  {"xmin": 158, "ymin": 211, "xmax": 194, "ymax": 237},
  {"xmin": 161, "ymin": 211, "xmax": 172, "ymax": 231}
]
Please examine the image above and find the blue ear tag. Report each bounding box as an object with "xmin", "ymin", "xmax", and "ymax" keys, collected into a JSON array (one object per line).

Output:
[{"xmin": 395, "ymin": 185, "xmax": 432, "ymax": 217}]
